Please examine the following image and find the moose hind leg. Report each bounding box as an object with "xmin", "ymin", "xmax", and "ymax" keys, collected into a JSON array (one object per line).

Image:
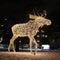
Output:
[
  {"xmin": 30, "ymin": 40, "xmax": 33, "ymax": 53},
  {"xmin": 12, "ymin": 43, "xmax": 16, "ymax": 52},
  {"xmin": 33, "ymin": 38, "xmax": 38, "ymax": 54}
]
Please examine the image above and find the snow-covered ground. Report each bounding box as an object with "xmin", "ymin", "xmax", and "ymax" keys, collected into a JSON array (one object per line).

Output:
[{"xmin": 0, "ymin": 52, "xmax": 60, "ymax": 60}]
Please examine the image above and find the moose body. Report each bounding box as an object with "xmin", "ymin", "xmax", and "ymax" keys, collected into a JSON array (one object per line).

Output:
[{"xmin": 8, "ymin": 13, "xmax": 51, "ymax": 54}]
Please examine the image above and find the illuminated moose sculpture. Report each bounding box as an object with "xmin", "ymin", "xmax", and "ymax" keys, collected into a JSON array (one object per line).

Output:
[{"xmin": 8, "ymin": 11, "xmax": 51, "ymax": 54}]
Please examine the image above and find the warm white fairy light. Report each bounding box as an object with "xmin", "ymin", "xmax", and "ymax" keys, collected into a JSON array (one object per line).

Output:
[
  {"xmin": 19, "ymin": 41, "xmax": 21, "ymax": 43},
  {"xmin": 8, "ymin": 13, "xmax": 51, "ymax": 54},
  {"xmin": 41, "ymin": 30, "xmax": 45, "ymax": 33},
  {"xmin": 37, "ymin": 35, "xmax": 40, "ymax": 37},
  {"xmin": 45, "ymin": 35, "xmax": 48, "ymax": 38},
  {"xmin": 42, "ymin": 34, "xmax": 45, "ymax": 37},
  {"xmin": 1, "ymin": 25, "xmax": 4, "ymax": 27},
  {"xmin": 4, "ymin": 18, "xmax": 7, "ymax": 20},
  {"xmin": 0, "ymin": 37, "xmax": 3, "ymax": 43}
]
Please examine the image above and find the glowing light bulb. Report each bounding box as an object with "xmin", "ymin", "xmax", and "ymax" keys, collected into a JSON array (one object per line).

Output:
[{"xmin": 4, "ymin": 18, "xmax": 7, "ymax": 20}]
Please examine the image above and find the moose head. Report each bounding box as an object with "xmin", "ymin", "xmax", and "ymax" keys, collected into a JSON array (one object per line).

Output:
[{"xmin": 29, "ymin": 10, "xmax": 51, "ymax": 27}]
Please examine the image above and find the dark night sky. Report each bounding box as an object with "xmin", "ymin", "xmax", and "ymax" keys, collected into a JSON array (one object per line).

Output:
[
  {"xmin": 0, "ymin": 0, "xmax": 60, "ymax": 24},
  {"xmin": 0, "ymin": 0, "xmax": 60, "ymax": 46}
]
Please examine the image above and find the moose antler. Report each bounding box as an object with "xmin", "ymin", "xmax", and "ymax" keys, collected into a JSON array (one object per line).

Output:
[
  {"xmin": 34, "ymin": 8, "xmax": 40, "ymax": 16},
  {"xmin": 29, "ymin": 10, "xmax": 47, "ymax": 19},
  {"xmin": 43, "ymin": 10, "xmax": 47, "ymax": 17},
  {"xmin": 40, "ymin": 10, "xmax": 47, "ymax": 17},
  {"xmin": 29, "ymin": 9, "xmax": 40, "ymax": 19},
  {"xmin": 33, "ymin": 9, "xmax": 36, "ymax": 16},
  {"xmin": 29, "ymin": 14, "xmax": 38, "ymax": 19}
]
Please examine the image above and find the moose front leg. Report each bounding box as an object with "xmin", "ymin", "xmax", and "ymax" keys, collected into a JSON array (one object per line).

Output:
[
  {"xmin": 8, "ymin": 42, "xmax": 15, "ymax": 52},
  {"xmin": 8, "ymin": 35, "xmax": 17, "ymax": 52}
]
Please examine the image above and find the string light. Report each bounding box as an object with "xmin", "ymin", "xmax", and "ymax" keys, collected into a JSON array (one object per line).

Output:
[{"xmin": 8, "ymin": 14, "xmax": 51, "ymax": 53}]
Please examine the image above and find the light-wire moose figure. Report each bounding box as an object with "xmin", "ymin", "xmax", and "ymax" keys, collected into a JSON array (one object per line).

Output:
[{"xmin": 8, "ymin": 10, "xmax": 51, "ymax": 54}]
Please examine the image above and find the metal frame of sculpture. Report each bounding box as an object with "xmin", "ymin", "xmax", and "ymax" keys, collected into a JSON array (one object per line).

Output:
[{"xmin": 8, "ymin": 10, "xmax": 51, "ymax": 54}]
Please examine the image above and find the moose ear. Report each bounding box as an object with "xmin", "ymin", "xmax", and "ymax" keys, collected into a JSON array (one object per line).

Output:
[{"xmin": 29, "ymin": 14, "xmax": 38, "ymax": 19}]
